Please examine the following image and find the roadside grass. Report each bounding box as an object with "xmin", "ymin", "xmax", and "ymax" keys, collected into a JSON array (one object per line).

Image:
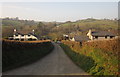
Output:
[
  {"xmin": 60, "ymin": 44, "xmax": 95, "ymax": 72},
  {"xmin": 60, "ymin": 40, "xmax": 118, "ymax": 76},
  {"xmin": 2, "ymin": 40, "xmax": 54, "ymax": 72}
]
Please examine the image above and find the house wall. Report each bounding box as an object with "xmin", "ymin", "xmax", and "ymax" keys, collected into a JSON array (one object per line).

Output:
[
  {"xmin": 115, "ymin": 36, "xmax": 119, "ymax": 39},
  {"xmin": 93, "ymin": 37, "xmax": 106, "ymax": 40},
  {"xmin": 70, "ymin": 38, "xmax": 75, "ymax": 41},
  {"xmin": 13, "ymin": 35, "xmax": 38, "ymax": 41},
  {"xmin": 89, "ymin": 36, "xmax": 94, "ymax": 40},
  {"xmin": 30, "ymin": 35, "xmax": 38, "ymax": 39},
  {"xmin": 87, "ymin": 30, "xmax": 93, "ymax": 40},
  {"xmin": 93, "ymin": 36, "xmax": 115, "ymax": 40},
  {"xmin": 13, "ymin": 35, "xmax": 21, "ymax": 40}
]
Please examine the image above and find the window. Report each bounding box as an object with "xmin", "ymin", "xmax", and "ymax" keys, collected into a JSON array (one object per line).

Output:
[
  {"xmin": 110, "ymin": 36, "xmax": 114, "ymax": 39},
  {"xmin": 105, "ymin": 36, "xmax": 107, "ymax": 39},
  {"xmin": 28, "ymin": 38, "xmax": 32, "ymax": 41},
  {"xmin": 33, "ymin": 39, "xmax": 37, "ymax": 41},
  {"xmin": 21, "ymin": 35, "xmax": 24, "ymax": 36},
  {"xmin": 95, "ymin": 36, "xmax": 98, "ymax": 39},
  {"xmin": 28, "ymin": 35, "xmax": 31, "ymax": 37},
  {"xmin": 21, "ymin": 39, "xmax": 24, "ymax": 41},
  {"xmin": 15, "ymin": 39, "xmax": 19, "ymax": 40}
]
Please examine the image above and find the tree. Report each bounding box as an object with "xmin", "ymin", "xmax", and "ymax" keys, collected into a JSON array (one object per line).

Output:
[{"xmin": 37, "ymin": 22, "xmax": 45, "ymax": 37}]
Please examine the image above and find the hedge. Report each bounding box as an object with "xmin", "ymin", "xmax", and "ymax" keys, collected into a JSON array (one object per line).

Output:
[
  {"xmin": 2, "ymin": 40, "xmax": 54, "ymax": 72},
  {"xmin": 61, "ymin": 39, "xmax": 118, "ymax": 76}
]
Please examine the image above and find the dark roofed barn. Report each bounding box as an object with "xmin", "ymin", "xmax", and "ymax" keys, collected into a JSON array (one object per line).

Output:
[
  {"xmin": 87, "ymin": 29, "xmax": 117, "ymax": 40},
  {"xmin": 71, "ymin": 36, "xmax": 90, "ymax": 42},
  {"xmin": 91, "ymin": 31, "xmax": 116, "ymax": 37}
]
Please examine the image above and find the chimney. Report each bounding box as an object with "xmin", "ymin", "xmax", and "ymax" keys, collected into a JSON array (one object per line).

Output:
[
  {"xmin": 87, "ymin": 29, "xmax": 92, "ymax": 36},
  {"xmin": 32, "ymin": 29, "xmax": 35, "ymax": 34},
  {"xmin": 14, "ymin": 29, "xmax": 17, "ymax": 35},
  {"xmin": 14, "ymin": 29, "xmax": 16, "ymax": 32}
]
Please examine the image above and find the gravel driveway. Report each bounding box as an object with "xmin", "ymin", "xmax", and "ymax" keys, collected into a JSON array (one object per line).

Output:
[{"xmin": 3, "ymin": 42, "xmax": 88, "ymax": 75}]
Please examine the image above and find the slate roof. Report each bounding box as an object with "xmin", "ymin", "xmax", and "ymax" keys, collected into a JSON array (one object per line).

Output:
[
  {"xmin": 74, "ymin": 36, "xmax": 90, "ymax": 42},
  {"xmin": 91, "ymin": 31, "xmax": 116, "ymax": 37},
  {"xmin": 14, "ymin": 31, "xmax": 37, "ymax": 37}
]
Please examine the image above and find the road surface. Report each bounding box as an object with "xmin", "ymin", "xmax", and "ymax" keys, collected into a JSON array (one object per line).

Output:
[{"xmin": 3, "ymin": 42, "xmax": 88, "ymax": 75}]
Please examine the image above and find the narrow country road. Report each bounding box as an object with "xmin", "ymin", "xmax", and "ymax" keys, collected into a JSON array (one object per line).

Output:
[{"xmin": 3, "ymin": 42, "xmax": 88, "ymax": 75}]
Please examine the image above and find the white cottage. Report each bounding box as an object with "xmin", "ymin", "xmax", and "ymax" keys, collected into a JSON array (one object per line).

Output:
[
  {"xmin": 9, "ymin": 29, "xmax": 38, "ymax": 41},
  {"xmin": 87, "ymin": 29, "xmax": 117, "ymax": 40}
]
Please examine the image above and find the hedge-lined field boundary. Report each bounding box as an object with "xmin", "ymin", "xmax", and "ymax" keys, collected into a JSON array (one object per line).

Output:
[
  {"xmin": 61, "ymin": 39, "xmax": 118, "ymax": 76},
  {"xmin": 60, "ymin": 44, "xmax": 95, "ymax": 73},
  {"xmin": 2, "ymin": 40, "xmax": 54, "ymax": 72}
]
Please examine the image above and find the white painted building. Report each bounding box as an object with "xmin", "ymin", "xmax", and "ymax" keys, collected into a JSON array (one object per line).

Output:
[
  {"xmin": 87, "ymin": 29, "xmax": 117, "ymax": 40},
  {"xmin": 9, "ymin": 29, "xmax": 38, "ymax": 41}
]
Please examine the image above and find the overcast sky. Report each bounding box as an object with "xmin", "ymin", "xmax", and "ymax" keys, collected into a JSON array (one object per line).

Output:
[
  {"xmin": 0, "ymin": 0, "xmax": 119, "ymax": 2},
  {"xmin": 0, "ymin": 1, "xmax": 118, "ymax": 22}
]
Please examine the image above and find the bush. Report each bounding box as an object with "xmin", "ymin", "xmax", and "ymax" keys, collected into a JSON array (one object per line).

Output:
[
  {"xmin": 2, "ymin": 39, "xmax": 54, "ymax": 72},
  {"xmin": 61, "ymin": 44, "xmax": 95, "ymax": 72},
  {"xmin": 61, "ymin": 39, "xmax": 118, "ymax": 75}
]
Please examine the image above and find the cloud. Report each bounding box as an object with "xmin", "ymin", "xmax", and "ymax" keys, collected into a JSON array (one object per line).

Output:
[{"xmin": 0, "ymin": 2, "xmax": 118, "ymax": 22}]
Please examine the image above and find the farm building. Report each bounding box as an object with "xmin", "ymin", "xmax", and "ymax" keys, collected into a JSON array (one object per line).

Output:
[
  {"xmin": 9, "ymin": 29, "xmax": 38, "ymax": 41},
  {"xmin": 70, "ymin": 29, "xmax": 118, "ymax": 42},
  {"xmin": 70, "ymin": 36, "xmax": 90, "ymax": 42},
  {"xmin": 63, "ymin": 34, "xmax": 69, "ymax": 40},
  {"xmin": 87, "ymin": 29, "xmax": 117, "ymax": 40}
]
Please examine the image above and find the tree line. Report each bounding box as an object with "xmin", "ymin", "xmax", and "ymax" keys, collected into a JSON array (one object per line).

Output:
[{"xmin": 2, "ymin": 17, "xmax": 118, "ymax": 41}]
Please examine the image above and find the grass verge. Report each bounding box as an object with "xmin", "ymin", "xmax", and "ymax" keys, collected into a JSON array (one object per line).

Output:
[
  {"xmin": 60, "ymin": 44, "xmax": 95, "ymax": 72},
  {"xmin": 60, "ymin": 40, "xmax": 118, "ymax": 76}
]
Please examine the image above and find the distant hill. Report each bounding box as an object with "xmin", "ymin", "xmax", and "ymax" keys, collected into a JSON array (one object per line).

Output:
[
  {"xmin": 1, "ymin": 17, "xmax": 38, "ymax": 26},
  {"xmin": 1, "ymin": 17, "xmax": 60, "ymax": 38},
  {"xmin": 58, "ymin": 18, "xmax": 118, "ymax": 30},
  {"xmin": 51, "ymin": 18, "xmax": 118, "ymax": 38},
  {"xmin": 2, "ymin": 17, "xmax": 118, "ymax": 39},
  {"xmin": 1, "ymin": 17, "xmax": 62, "ymax": 27}
]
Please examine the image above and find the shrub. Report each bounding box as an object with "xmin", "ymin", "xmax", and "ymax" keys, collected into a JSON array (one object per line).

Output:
[
  {"xmin": 2, "ymin": 39, "xmax": 54, "ymax": 72},
  {"xmin": 60, "ymin": 44, "xmax": 95, "ymax": 72},
  {"xmin": 61, "ymin": 39, "xmax": 118, "ymax": 75}
]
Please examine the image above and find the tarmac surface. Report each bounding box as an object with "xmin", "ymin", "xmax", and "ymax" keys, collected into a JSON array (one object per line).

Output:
[{"xmin": 3, "ymin": 42, "xmax": 88, "ymax": 75}]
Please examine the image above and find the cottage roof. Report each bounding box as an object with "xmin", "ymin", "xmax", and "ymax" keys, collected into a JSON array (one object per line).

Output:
[
  {"xmin": 18, "ymin": 31, "xmax": 30, "ymax": 34},
  {"xmin": 74, "ymin": 36, "xmax": 90, "ymax": 42},
  {"xmin": 14, "ymin": 30, "xmax": 37, "ymax": 37},
  {"xmin": 91, "ymin": 31, "xmax": 116, "ymax": 36}
]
